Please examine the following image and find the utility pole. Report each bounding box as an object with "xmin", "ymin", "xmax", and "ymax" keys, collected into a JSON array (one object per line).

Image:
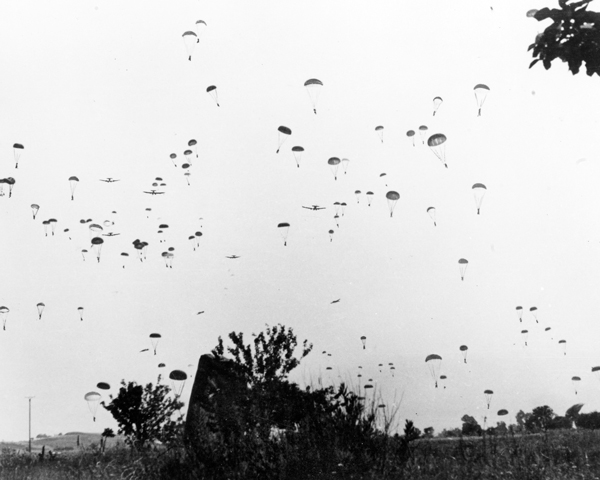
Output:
[{"xmin": 25, "ymin": 396, "xmax": 34, "ymax": 453}]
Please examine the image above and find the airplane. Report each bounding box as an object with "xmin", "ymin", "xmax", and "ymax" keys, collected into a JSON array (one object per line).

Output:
[
  {"xmin": 302, "ymin": 205, "xmax": 326, "ymax": 211},
  {"xmin": 102, "ymin": 232, "xmax": 120, "ymax": 237},
  {"xmin": 226, "ymin": 255, "xmax": 240, "ymax": 259},
  {"xmin": 100, "ymin": 178, "xmax": 120, "ymax": 183},
  {"xmin": 144, "ymin": 190, "xmax": 165, "ymax": 195}
]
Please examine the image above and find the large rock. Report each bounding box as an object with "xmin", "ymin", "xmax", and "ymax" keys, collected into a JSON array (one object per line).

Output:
[{"xmin": 184, "ymin": 354, "xmax": 249, "ymax": 452}]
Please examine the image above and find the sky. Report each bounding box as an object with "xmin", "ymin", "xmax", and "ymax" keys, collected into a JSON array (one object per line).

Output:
[{"xmin": 1, "ymin": 0, "xmax": 600, "ymax": 440}]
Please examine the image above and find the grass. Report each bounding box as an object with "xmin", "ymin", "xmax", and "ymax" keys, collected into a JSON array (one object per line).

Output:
[{"xmin": 2, "ymin": 428, "xmax": 600, "ymax": 479}]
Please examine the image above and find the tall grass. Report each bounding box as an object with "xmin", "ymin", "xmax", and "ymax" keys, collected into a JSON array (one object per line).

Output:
[{"xmin": 3, "ymin": 429, "xmax": 600, "ymax": 479}]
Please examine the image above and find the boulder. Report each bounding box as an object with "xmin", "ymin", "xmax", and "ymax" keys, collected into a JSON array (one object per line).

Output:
[{"xmin": 184, "ymin": 354, "xmax": 249, "ymax": 452}]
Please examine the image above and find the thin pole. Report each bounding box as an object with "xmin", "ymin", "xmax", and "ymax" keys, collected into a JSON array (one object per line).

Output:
[{"xmin": 25, "ymin": 396, "xmax": 34, "ymax": 453}]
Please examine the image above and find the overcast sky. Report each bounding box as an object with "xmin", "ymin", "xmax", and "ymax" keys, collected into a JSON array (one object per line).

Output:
[{"xmin": 1, "ymin": 0, "xmax": 600, "ymax": 440}]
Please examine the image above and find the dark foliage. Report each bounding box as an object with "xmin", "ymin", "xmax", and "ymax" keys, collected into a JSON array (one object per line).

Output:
[
  {"xmin": 525, "ymin": 405, "xmax": 556, "ymax": 432},
  {"xmin": 461, "ymin": 414, "xmax": 483, "ymax": 436},
  {"xmin": 183, "ymin": 324, "xmax": 408, "ymax": 478},
  {"xmin": 577, "ymin": 411, "xmax": 600, "ymax": 429},
  {"xmin": 529, "ymin": 0, "xmax": 600, "ymax": 76},
  {"xmin": 102, "ymin": 377, "xmax": 184, "ymax": 450}
]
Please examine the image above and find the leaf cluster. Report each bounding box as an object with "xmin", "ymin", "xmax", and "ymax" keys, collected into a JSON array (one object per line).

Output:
[
  {"xmin": 529, "ymin": 0, "xmax": 600, "ymax": 76},
  {"xmin": 211, "ymin": 323, "xmax": 312, "ymax": 385}
]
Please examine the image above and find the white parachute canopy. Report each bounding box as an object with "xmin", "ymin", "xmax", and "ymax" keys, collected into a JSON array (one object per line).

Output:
[{"xmin": 304, "ymin": 78, "xmax": 323, "ymax": 114}]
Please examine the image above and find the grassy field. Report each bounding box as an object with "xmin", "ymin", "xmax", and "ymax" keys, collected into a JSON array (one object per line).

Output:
[
  {"xmin": 0, "ymin": 432, "xmax": 124, "ymax": 454},
  {"xmin": 1, "ymin": 429, "xmax": 600, "ymax": 479}
]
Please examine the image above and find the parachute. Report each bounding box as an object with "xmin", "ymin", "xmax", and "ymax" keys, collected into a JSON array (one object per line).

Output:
[
  {"xmin": 188, "ymin": 139, "xmax": 198, "ymax": 158},
  {"xmin": 183, "ymin": 150, "xmax": 193, "ymax": 165},
  {"xmin": 327, "ymin": 157, "xmax": 341, "ymax": 180},
  {"xmin": 3, "ymin": 177, "xmax": 16, "ymax": 198},
  {"xmin": 169, "ymin": 153, "xmax": 177, "ymax": 167},
  {"xmin": 406, "ymin": 130, "xmax": 416, "ymax": 147},
  {"xmin": 13, "ymin": 143, "xmax": 24, "ymax": 168},
  {"xmin": 484, "ymin": 389, "xmax": 494, "ymax": 409},
  {"xmin": 521, "ymin": 329, "xmax": 528, "ymax": 346},
  {"xmin": 276, "ymin": 126, "xmax": 292, "ymax": 154},
  {"xmin": 120, "ymin": 252, "xmax": 129, "ymax": 269},
  {"xmin": 91, "ymin": 237, "xmax": 104, "ymax": 263},
  {"xmin": 433, "ymin": 96, "xmax": 443, "ymax": 116},
  {"xmin": 0, "ymin": 306, "xmax": 9, "ymax": 330},
  {"xmin": 182, "ymin": 31, "xmax": 198, "ymax": 61},
  {"xmin": 150, "ymin": 333, "xmax": 161, "ymax": 355},
  {"xmin": 526, "ymin": 9, "xmax": 539, "ymax": 18},
  {"xmin": 158, "ymin": 363, "xmax": 166, "ymax": 368},
  {"xmin": 31, "ymin": 204, "xmax": 39, "ymax": 220},
  {"xmin": 516, "ymin": 306, "xmax": 523, "ymax": 323},
  {"xmin": 572, "ymin": 376, "xmax": 581, "ymax": 395},
  {"xmin": 559, "ymin": 339, "xmax": 567, "ymax": 355},
  {"xmin": 84, "ymin": 392, "xmax": 102, "ymax": 422},
  {"xmin": 459, "ymin": 345, "xmax": 468, "ymax": 363},
  {"xmin": 530, "ymin": 306, "xmax": 538, "ymax": 323},
  {"xmin": 375, "ymin": 125, "xmax": 384, "ymax": 143},
  {"xmin": 360, "ymin": 335, "xmax": 366, "ymax": 350},
  {"xmin": 385, "ymin": 191, "xmax": 400, "ymax": 217},
  {"xmin": 304, "ymin": 78, "xmax": 323, "ymax": 114},
  {"xmin": 96, "ymin": 382, "xmax": 110, "ymax": 390},
  {"xmin": 195, "ymin": 19, "xmax": 207, "ymax": 38},
  {"xmin": 497, "ymin": 409, "xmax": 508, "ymax": 416},
  {"xmin": 277, "ymin": 222, "xmax": 290, "ymax": 246},
  {"xmin": 341, "ymin": 158, "xmax": 350, "ymax": 175},
  {"xmin": 458, "ymin": 258, "xmax": 468, "ymax": 281},
  {"xmin": 427, "ymin": 134, "xmax": 448, "ymax": 168},
  {"xmin": 68, "ymin": 176, "xmax": 79, "ymax": 201},
  {"xmin": 474, "ymin": 84, "xmax": 490, "ymax": 116},
  {"xmin": 78, "ymin": 306, "xmax": 84, "ymax": 321},
  {"xmin": 418, "ymin": 125, "xmax": 428, "ymax": 144},
  {"xmin": 162, "ymin": 251, "xmax": 175, "ymax": 268},
  {"xmin": 425, "ymin": 354, "xmax": 442, "ymax": 387},
  {"xmin": 169, "ymin": 369, "xmax": 188, "ymax": 398},
  {"xmin": 328, "ymin": 229, "xmax": 334, "ymax": 242},
  {"xmin": 427, "ymin": 206, "xmax": 436, "ymax": 226},
  {"xmin": 206, "ymin": 85, "xmax": 220, "ymax": 107},
  {"xmin": 36, "ymin": 302, "xmax": 45, "ymax": 320},
  {"xmin": 472, "ymin": 183, "xmax": 487, "ymax": 215},
  {"xmin": 291, "ymin": 146, "xmax": 304, "ymax": 168},
  {"xmin": 366, "ymin": 191, "xmax": 374, "ymax": 207},
  {"xmin": 354, "ymin": 190, "xmax": 361, "ymax": 204}
]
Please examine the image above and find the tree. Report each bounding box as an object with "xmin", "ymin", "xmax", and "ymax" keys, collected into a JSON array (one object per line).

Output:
[
  {"xmin": 102, "ymin": 377, "xmax": 184, "ymax": 449},
  {"xmin": 461, "ymin": 415, "xmax": 482, "ymax": 436},
  {"xmin": 438, "ymin": 427, "xmax": 462, "ymax": 438},
  {"xmin": 528, "ymin": 0, "xmax": 600, "ymax": 76},
  {"xmin": 423, "ymin": 427, "xmax": 435, "ymax": 438},
  {"xmin": 515, "ymin": 410, "xmax": 531, "ymax": 433},
  {"xmin": 576, "ymin": 411, "xmax": 600, "ymax": 429},
  {"xmin": 100, "ymin": 428, "xmax": 115, "ymax": 453},
  {"xmin": 495, "ymin": 421, "xmax": 508, "ymax": 434},
  {"xmin": 211, "ymin": 323, "xmax": 313, "ymax": 386},
  {"xmin": 525, "ymin": 405, "xmax": 555, "ymax": 432}
]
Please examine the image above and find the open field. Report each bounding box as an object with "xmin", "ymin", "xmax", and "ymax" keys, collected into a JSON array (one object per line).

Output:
[
  {"xmin": 0, "ymin": 432, "xmax": 124, "ymax": 454},
  {"xmin": 1, "ymin": 429, "xmax": 600, "ymax": 479}
]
